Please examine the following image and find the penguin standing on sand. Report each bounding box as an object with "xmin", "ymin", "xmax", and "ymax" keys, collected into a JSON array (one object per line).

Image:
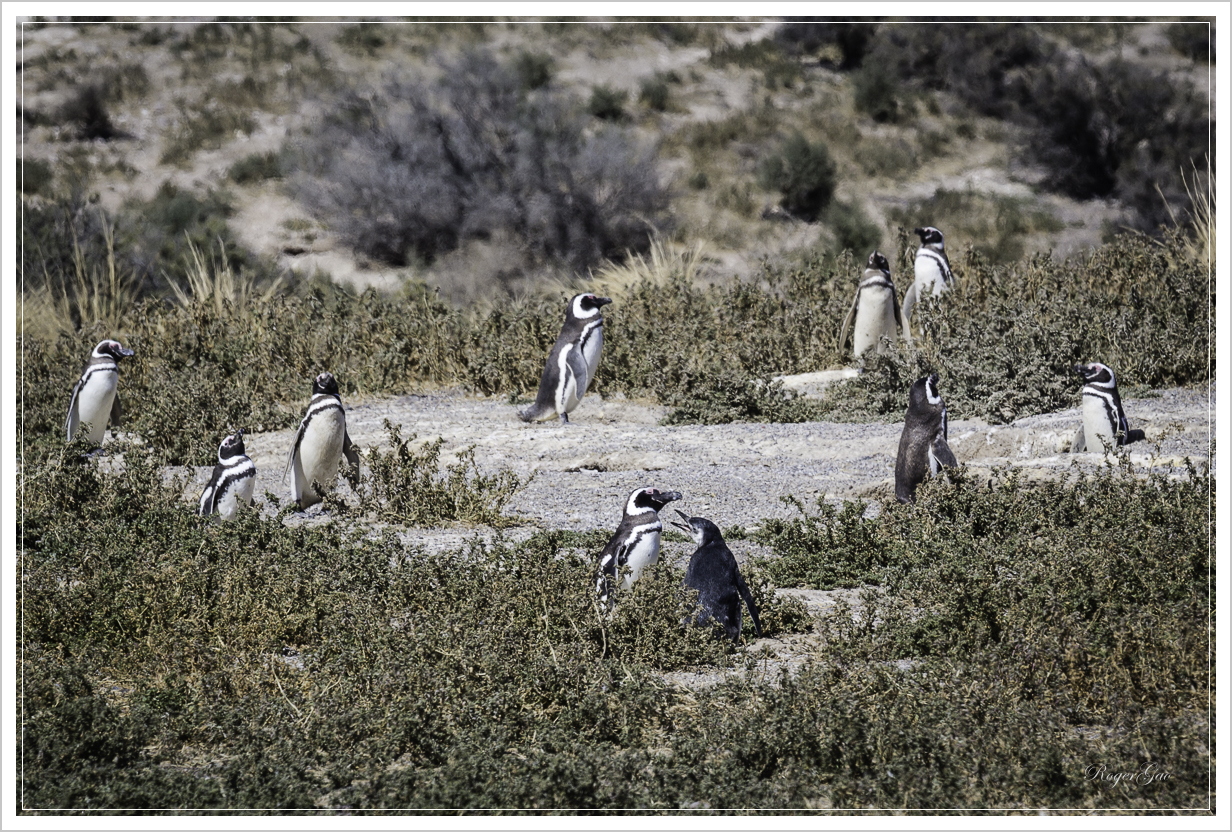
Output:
[
  {"xmin": 901, "ymin": 226, "xmax": 954, "ymax": 323},
  {"xmin": 670, "ymin": 511, "xmax": 763, "ymax": 643},
  {"xmin": 519, "ymin": 293, "xmax": 612, "ymax": 424},
  {"xmin": 1072, "ymin": 362, "xmax": 1139, "ymax": 453},
  {"xmin": 838, "ymin": 251, "xmax": 912, "ymax": 362},
  {"xmin": 894, "ymin": 373, "xmax": 958, "ymax": 504},
  {"xmin": 595, "ymin": 486, "xmax": 683, "ymax": 607},
  {"xmin": 199, "ymin": 429, "xmax": 256, "ymax": 521},
  {"xmin": 65, "ymin": 339, "xmax": 136, "ymax": 445},
  {"xmin": 285, "ymin": 372, "xmax": 361, "ymax": 509}
]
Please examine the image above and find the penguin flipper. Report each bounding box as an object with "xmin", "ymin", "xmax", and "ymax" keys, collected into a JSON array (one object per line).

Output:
[
  {"xmin": 902, "ymin": 281, "xmax": 918, "ymax": 324},
  {"xmin": 838, "ymin": 294, "xmax": 858, "ymax": 354},
  {"xmin": 734, "ymin": 573, "xmax": 763, "ymax": 639},
  {"xmin": 284, "ymin": 420, "xmax": 308, "ymax": 485},
  {"xmin": 932, "ymin": 436, "xmax": 958, "ymax": 470},
  {"xmin": 895, "ymin": 290, "xmax": 912, "ymax": 345},
  {"xmin": 342, "ymin": 430, "xmax": 361, "ymax": 488},
  {"xmin": 110, "ymin": 392, "xmax": 123, "ymax": 435},
  {"xmin": 65, "ymin": 379, "xmax": 83, "ymax": 441}
]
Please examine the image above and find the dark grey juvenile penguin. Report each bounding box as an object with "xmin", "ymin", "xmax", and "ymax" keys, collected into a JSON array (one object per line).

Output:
[
  {"xmin": 902, "ymin": 226, "xmax": 954, "ymax": 323},
  {"xmin": 199, "ymin": 429, "xmax": 257, "ymax": 521},
  {"xmin": 670, "ymin": 511, "xmax": 763, "ymax": 643},
  {"xmin": 65, "ymin": 339, "xmax": 136, "ymax": 444},
  {"xmin": 894, "ymin": 373, "xmax": 958, "ymax": 504},
  {"xmin": 838, "ymin": 251, "xmax": 912, "ymax": 362},
  {"xmin": 519, "ymin": 292, "xmax": 612, "ymax": 424},
  {"xmin": 595, "ymin": 486, "xmax": 683, "ymax": 607},
  {"xmin": 284, "ymin": 372, "xmax": 361, "ymax": 509},
  {"xmin": 1072, "ymin": 362, "xmax": 1138, "ymax": 453}
]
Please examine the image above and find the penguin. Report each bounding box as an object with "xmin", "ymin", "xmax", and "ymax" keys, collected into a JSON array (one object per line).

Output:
[
  {"xmin": 901, "ymin": 226, "xmax": 954, "ymax": 323},
  {"xmin": 199, "ymin": 429, "xmax": 257, "ymax": 521},
  {"xmin": 519, "ymin": 293, "xmax": 612, "ymax": 424},
  {"xmin": 1072, "ymin": 362, "xmax": 1140, "ymax": 453},
  {"xmin": 65, "ymin": 339, "xmax": 135, "ymax": 445},
  {"xmin": 669, "ymin": 511, "xmax": 763, "ymax": 643},
  {"xmin": 595, "ymin": 486, "xmax": 683, "ymax": 607},
  {"xmin": 284, "ymin": 372, "xmax": 361, "ymax": 509},
  {"xmin": 838, "ymin": 251, "xmax": 912, "ymax": 362},
  {"xmin": 894, "ymin": 372, "xmax": 958, "ymax": 505}
]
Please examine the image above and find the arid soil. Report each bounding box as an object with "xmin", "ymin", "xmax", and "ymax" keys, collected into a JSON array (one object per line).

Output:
[{"xmin": 188, "ymin": 379, "xmax": 1214, "ymax": 556}]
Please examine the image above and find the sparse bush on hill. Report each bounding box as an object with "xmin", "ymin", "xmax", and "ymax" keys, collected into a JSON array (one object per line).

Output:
[
  {"xmin": 757, "ymin": 132, "xmax": 837, "ymax": 220},
  {"xmin": 586, "ymin": 83, "xmax": 628, "ymax": 120},
  {"xmin": 775, "ymin": 18, "xmax": 879, "ymax": 69},
  {"xmin": 290, "ymin": 47, "xmax": 670, "ymax": 276}
]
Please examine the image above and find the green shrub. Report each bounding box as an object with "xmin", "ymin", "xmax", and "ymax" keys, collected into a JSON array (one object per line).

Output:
[
  {"xmin": 587, "ymin": 83, "xmax": 628, "ymax": 121},
  {"xmin": 639, "ymin": 74, "xmax": 672, "ymax": 111},
  {"xmin": 227, "ymin": 150, "xmax": 284, "ymax": 184},
  {"xmin": 823, "ymin": 198, "xmax": 881, "ymax": 256},
  {"xmin": 325, "ymin": 419, "xmax": 529, "ymax": 527},
  {"xmin": 756, "ymin": 132, "xmax": 837, "ymax": 221},
  {"xmin": 19, "ymin": 157, "xmax": 53, "ymax": 195},
  {"xmin": 513, "ymin": 49, "xmax": 554, "ymax": 90},
  {"xmin": 851, "ymin": 61, "xmax": 907, "ymax": 123}
]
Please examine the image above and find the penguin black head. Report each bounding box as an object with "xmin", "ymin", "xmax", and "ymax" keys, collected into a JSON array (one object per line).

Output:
[
  {"xmin": 570, "ymin": 293, "xmax": 613, "ymax": 320},
  {"xmin": 866, "ymin": 251, "xmax": 891, "ymax": 275},
  {"xmin": 670, "ymin": 510, "xmax": 723, "ymax": 547},
  {"xmin": 93, "ymin": 339, "xmax": 135, "ymax": 360},
  {"xmin": 312, "ymin": 372, "xmax": 341, "ymax": 398},
  {"xmin": 627, "ymin": 487, "xmax": 683, "ymax": 515},
  {"xmin": 1073, "ymin": 362, "xmax": 1116, "ymax": 387},
  {"xmin": 218, "ymin": 428, "xmax": 246, "ymax": 461},
  {"xmin": 907, "ymin": 373, "xmax": 944, "ymax": 413},
  {"xmin": 914, "ymin": 226, "xmax": 945, "ymax": 247}
]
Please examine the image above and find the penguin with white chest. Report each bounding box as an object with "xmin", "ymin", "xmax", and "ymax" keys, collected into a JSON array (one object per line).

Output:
[
  {"xmin": 902, "ymin": 226, "xmax": 954, "ymax": 323},
  {"xmin": 1071, "ymin": 362, "xmax": 1141, "ymax": 453},
  {"xmin": 199, "ymin": 429, "xmax": 256, "ymax": 521},
  {"xmin": 65, "ymin": 339, "xmax": 135, "ymax": 445},
  {"xmin": 285, "ymin": 372, "xmax": 361, "ymax": 509},
  {"xmin": 595, "ymin": 486, "xmax": 682, "ymax": 608},
  {"xmin": 519, "ymin": 293, "xmax": 612, "ymax": 424},
  {"xmin": 894, "ymin": 373, "xmax": 958, "ymax": 505},
  {"xmin": 838, "ymin": 251, "xmax": 912, "ymax": 362},
  {"xmin": 670, "ymin": 512, "xmax": 762, "ymax": 643}
]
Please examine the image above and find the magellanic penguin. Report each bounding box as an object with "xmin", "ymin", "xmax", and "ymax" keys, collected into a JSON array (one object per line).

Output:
[
  {"xmin": 519, "ymin": 293, "xmax": 612, "ymax": 424},
  {"xmin": 670, "ymin": 512, "xmax": 763, "ymax": 643},
  {"xmin": 284, "ymin": 372, "xmax": 361, "ymax": 509},
  {"xmin": 838, "ymin": 251, "xmax": 912, "ymax": 362},
  {"xmin": 894, "ymin": 373, "xmax": 958, "ymax": 505},
  {"xmin": 595, "ymin": 486, "xmax": 683, "ymax": 608},
  {"xmin": 1072, "ymin": 362, "xmax": 1139, "ymax": 453},
  {"xmin": 901, "ymin": 226, "xmax": 954, "ymax": 323},
  {"xmin": 65, "ymin": 339, "xmax": 136, "ymax": 445},
  {"xmin": 199, "ymin": 429, "xmax": 257, "ymax": 521}
]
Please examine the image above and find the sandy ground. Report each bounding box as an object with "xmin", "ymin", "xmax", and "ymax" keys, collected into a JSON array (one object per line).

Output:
[{"xmin": 184, "ymin": 379, "xmax": 1214, "ymax": 551}]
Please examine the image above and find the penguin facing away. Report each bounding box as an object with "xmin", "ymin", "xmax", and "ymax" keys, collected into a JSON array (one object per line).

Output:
[
  {"xmin": 284, "ymin": 372, "xmax": 361, "ymax": 509},
  {"xmin": 670, "ymin": 511, "xmax": 763, "ymax": 643},
  {"xmin": 1072, "ymin": 362, "xmax": 1141, "ymax": 453},
  {"xmin": 199, "ymin": 429, "xmax": 257, "ymax": 521},
  {"xmin": 595, "ymin": 486, "xmax": 683, "ymax": 607},
  {"xmin": 65, "ymin": 339, "xmax": 135, "ymax": 444},
  {"xmin": 519, "ymin": 293, "xmax": 612, "ymax": 424},
  {"xmin": 902, "ymin": 226, "xmax": 954, "ymax": 323},
  {"xmin": 838, "ymin": 251, "xmax": 912, "ymax": 362},
  {"xmin": 894, "ymin": 373, "xmax": 958, "ymax": 505}
]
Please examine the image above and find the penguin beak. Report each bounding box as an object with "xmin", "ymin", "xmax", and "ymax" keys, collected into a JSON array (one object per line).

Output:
[
  {"xmin": 658, "ymin": 490, "xmax": 683, "ymax": 503},
  {"xmin": 595, "ymin": 296, "xmax": 612, "ymax": 307},
  {"xmin": 119, "ymin": 347, "xmax": 135, "ymax": 357},
  {"xmin": 669, "ymin": 508, "xmax": 693, "ymax": 533},
  {"xmin": 236, "ymin": 428, "xmax": 245, "ymax": 439}
]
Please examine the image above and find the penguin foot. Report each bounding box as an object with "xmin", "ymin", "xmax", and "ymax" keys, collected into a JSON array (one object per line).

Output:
[{"xmin": 559, "ymin": 413, "xmax": 570, "ymax": 425}]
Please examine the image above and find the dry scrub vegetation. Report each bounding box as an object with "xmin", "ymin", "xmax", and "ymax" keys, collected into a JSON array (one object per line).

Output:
[{"xmin": 18, "ymin": 17, "xmax": 1213, "ymax": 814}]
